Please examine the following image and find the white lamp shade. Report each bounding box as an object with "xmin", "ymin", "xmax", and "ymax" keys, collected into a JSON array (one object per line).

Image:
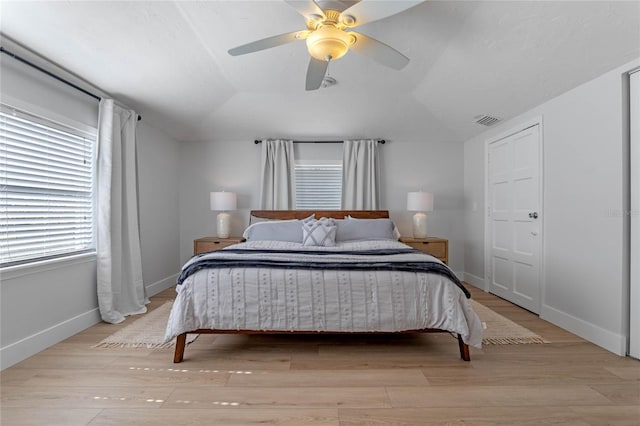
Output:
[
  {"xmin": 210, "ymin": 191, "xmax": 237, "ymax": 211},
  {"xmin": 407, "ymin": 191, "xmax": 434, "ymax": 212}
]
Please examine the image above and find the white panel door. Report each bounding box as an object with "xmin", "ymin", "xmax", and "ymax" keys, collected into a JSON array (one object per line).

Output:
[
  {"xmin": 488, "ymin": 125, "xmax": 542, "ymax": 313},
  {"xmin": 630, "ymin": 70, "xmax": 640, "ymax": 359}
]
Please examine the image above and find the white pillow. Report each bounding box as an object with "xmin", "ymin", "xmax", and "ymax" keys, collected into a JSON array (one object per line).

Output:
[{"xmin": 302, "ymin": 217, "xmax": 337, "ymax": 246}]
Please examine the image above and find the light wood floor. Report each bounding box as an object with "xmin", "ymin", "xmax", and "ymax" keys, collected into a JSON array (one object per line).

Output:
[{"xmin": 2, "ymin": 285, "xmax": 639, "ymax": 425}]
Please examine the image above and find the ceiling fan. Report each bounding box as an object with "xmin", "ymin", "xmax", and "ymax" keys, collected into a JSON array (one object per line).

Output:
[{"xmin": 227, "ymin": 0, "xmax": 423, "ymax": 90}]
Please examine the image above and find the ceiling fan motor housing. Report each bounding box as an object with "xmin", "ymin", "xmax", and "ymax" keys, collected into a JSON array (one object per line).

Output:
[{"xmin": 305, "ymin": 10, "xmax": 355, "ymax": 61}]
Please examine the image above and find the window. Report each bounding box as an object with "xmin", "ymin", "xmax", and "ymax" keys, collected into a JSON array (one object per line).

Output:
[
  {"xmin": 0, "ymin": 104, "xmax": 97, "ymax": 267},
  {"xmin": 295, "ymin": 161, "xmax": 342, "ymax": 209}
]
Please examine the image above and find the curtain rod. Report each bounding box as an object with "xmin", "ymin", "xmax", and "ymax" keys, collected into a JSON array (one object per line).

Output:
[
  {"xmin": 254, "ymin": 139, "xmax": 385, "ymax": 144},
  {"xmin": 0, "ymin": 46, "xmax": 142, "ymax": 121}
]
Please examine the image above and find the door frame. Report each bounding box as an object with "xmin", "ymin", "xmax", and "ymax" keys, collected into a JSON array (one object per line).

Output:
[
  {"xmin": 630, "ymin": 69, "xmax": 640, "ymax": 359},
  {"xmin": 483, "ymin": 117, "xmax": 545, "ymax": 310}
]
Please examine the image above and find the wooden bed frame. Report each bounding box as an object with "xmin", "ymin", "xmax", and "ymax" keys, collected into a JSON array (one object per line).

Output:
[{"xmin": 172, "ymin": 210, "xmax": 471, "ymax": 363}]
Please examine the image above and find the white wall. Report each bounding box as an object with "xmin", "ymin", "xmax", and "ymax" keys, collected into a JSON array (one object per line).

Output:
[
  {"xmin": 462, "ymin": 139, "xmax": 486, "ymax": 288},
  {"xmin": 463, "ymin": 58, "xmax": 640, "ymax": 355},
  {"xmin": 178, "ymin": 138, "xmax": 466, "ymax": 273},
  {"xmin": 137, "ymin": 123, "xmax": 182, "ymax": 295}
]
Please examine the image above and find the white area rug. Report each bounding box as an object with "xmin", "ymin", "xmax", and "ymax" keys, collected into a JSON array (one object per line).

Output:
[
  {"xmin": 94, "ymin": 299, "xmax": 546, "ymax": 348},
  {"xmin": 471, "ymin": 299, "xmax": 549, "ymax": 345},
  {"xmin": 93, "ymin": 301, "xmax": 197, "ymax": 349}
]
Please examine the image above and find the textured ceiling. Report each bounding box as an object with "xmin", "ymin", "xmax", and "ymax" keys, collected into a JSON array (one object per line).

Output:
[{"xmin": 1, "ymin": 1, "xmax": 639, "ymax": 143}]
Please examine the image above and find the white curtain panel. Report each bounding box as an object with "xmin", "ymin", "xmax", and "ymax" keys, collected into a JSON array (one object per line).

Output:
[
  {"xmin": 96, "ymin": 99, "xmax": 147, "ymax": 324},
  {"xmin": 259, "ymin": 139, "xmax": 296, "ymax": 209},
  {"xmin": 341, "ymin": 139, "xmax": 380, "ymax": 209}
]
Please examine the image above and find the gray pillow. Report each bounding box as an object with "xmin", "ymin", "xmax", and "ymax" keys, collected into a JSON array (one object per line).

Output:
[
  {"xmin": 335, "ymin": 218, "xmax": 396, "ymax": 242},
  {"xmin": 346, "ymin": 216, "xmax": 401, "ymax": 240},
  {"xmin": 243, "ymin": 220, "xmax": 303, "ymax": 242}
]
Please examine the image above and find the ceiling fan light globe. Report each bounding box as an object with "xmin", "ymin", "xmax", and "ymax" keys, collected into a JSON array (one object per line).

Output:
[{"xmin": 306, "ymin": 25, "xmax": 352, "ymax": 61}]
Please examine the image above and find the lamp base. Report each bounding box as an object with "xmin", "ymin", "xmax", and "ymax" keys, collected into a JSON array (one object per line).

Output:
[
  {"xmin": 216, "ymin": 212, "xmax": 231, "ymax": 238},
  {"xmin": 412, "ymin": 212, "xmax": 428, "ymax": 238}
]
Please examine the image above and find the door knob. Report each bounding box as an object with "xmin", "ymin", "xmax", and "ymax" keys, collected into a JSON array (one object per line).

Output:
[{"xmin": 529, "ymin": 212, "xmax": 538, "ymax": 219}]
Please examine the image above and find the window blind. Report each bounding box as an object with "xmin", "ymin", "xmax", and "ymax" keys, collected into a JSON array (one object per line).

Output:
[
  {"xmin": 295, "ymin": 162, "xmax": 342, "ymax": 209},
  {"xmin": 0, "ymin": 105, "xmax": 97, "ymax": 266}
]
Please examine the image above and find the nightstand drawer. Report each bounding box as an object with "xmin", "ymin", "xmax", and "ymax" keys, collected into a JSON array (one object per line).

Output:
[
  {"xmin": 399, "ymin": 237, "xmax": 449, "ymax": 264},
  {"xmin": 405, "ymin": 241, "xmax": 446, "ymax": 258},
  {"xmin": 194, "ymin": 237, "xmax": 244, "ymax": 255}
]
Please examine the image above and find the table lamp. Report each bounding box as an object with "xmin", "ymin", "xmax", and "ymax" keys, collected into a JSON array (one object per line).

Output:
[
  {"xmin": 407, "ymin": 191, "xmax": 434, "ymax": 238},
  {"xmin": 210, "ymin": 191, "xmax": 237, "ymax": 238}
]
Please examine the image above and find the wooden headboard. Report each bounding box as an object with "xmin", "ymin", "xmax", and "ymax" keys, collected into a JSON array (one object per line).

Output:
[{"xmin": 250, "ymin": 210, "xmax": 389, "ymax": 220}]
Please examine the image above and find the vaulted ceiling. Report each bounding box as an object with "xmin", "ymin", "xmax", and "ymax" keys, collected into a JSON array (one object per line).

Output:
[{"xmin": 2, "ymin": 1, "xmax": 639, "ymax": 143}]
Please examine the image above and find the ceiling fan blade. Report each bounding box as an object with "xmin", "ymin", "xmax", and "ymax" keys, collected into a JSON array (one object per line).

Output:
[
  {"xmin": 349, "ymin": 32, "xmax": 409, "ymax": 70},
  {"xmin": 284, "ymin": 0, "xmax": 325, "ymax": 21},
  {"xmin": 339, "ymin": 0, "xmax": 423, "ymax": 28},
  {"xmin": 228, "ymin": 30, "xmax": 310, "ymax": 56},
  {"xmin": 305, "ymin": 57, "xmax": 328, "ymax": 91}
]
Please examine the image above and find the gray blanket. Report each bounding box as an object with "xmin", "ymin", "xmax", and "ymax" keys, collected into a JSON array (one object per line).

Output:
[{"xmin": 177, "ymin": 248, "xmax": 470, "ymax": 298}]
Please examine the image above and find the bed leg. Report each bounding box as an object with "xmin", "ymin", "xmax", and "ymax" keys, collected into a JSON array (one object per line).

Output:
[
  {"xmin": 174, "ymin": 333, "xmax": 187, "ymax": 363},
  {"xmin": 457, "ymin": 334, "xmax": 471, "ymax": 361}
]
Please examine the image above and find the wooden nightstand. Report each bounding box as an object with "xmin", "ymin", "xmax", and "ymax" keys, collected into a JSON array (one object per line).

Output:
[
  {"xmin": 399, "ymin": 237, "xmax": 449, "ymax": 265},
  {"xmin": 194, "ymin": 237, "xmax": 244, "ymax": 255}
]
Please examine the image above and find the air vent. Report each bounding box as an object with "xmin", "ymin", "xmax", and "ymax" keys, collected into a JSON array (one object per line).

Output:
[{"xmin": 474, "ymin": 115, "xmax": 501, "ymax": 126}]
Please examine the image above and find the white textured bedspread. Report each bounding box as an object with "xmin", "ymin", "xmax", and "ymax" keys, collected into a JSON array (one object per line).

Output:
[{"xmin": 165, "ymin": 240, "xmax": 483, "ymax": 348}]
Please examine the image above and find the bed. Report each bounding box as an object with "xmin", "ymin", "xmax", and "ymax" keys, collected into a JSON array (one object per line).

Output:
[{"xmin": 165, "ymin": 210, "xmax": 483, "ymax": 363}]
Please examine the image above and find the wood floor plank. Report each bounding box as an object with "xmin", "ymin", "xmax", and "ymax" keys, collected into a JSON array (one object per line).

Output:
[
  {"xmin": 422, "ymin": 363, "xmax": 629, "ymax": 386},
  {"xmin": 8, "ymin": 354, "xmax": 121, "ymax": 370},
  {"xmin": 1, "ymin": 408, "xmax": 102, "ymax": 426},
  {"xmin": 290, "ymin": 355, "xmax": 473, "ymax": 370},
  {"xmin": 338, "ymin": 406, "xmax": 592, "ymax": 425},
  {"xmin": 569, "ymin": 405, "xmax": 640, "ymax": 425},
  {"xmin": 386, "ymin": 385, "xmax": 612, "ymax": 407},
  {"xmin": 87, "ymin": 408, "xmax": 339, "ymax": 425},
  {"xmin": 226, "ymin": 369, "xmax": 429, "ymax": 387},
  {"xmin": 1, "ymin": 386, "xmax": 174, "ymax": 408},
  {"xmin": 4, "ymin": 367, "xmax": 229, "ymax": 387},
  {"xmin": 106, "ymin": 351, "xmax": 292, "ymax": 371},
  {"xmin": 604, "ymin": 365, "xmax": 640, "ymax": 380},
  {"xmin": 0, "ymin": 368, "xmax": 39, "ymax": 385},
  {"xmin": 588, "ymin": 383, "xmax": 640, "ymax": 405},
  {"xmin": 163, "ymin": 386, "xmax": 391, "ymax": 409}
]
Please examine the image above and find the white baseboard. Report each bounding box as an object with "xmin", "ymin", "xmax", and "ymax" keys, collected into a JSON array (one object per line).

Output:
[
  {"xmin": 463, "ymin": 272, "xmax": 486, "ymax": 290},
  {"xmin": 145, "ymin": 273, "xmax": 179, "ymax": 297},
  {"xmin": 1, "ymin": 272, "xmax": 179, "ymax": 371},
  {"xmin": 541, "ymin": 303, "xmax": 627, "ymax": 356},
  {"xmin": 460, "ymin": 271, "xmax": 625, "ymax": 356},
  {"xmin": 0, "ymin": 308, "xmax": 101, "ymax": 370}
]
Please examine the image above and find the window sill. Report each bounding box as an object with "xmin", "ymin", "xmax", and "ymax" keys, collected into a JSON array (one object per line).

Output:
[{"xmin": 1, "ymin": 252, "xmax": 97, "ymax": 281}]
